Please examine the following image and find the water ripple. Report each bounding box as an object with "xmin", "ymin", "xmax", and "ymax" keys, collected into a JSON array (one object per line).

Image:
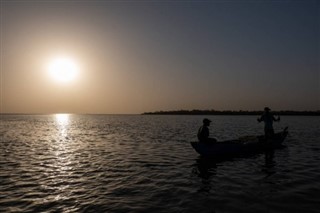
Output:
[{"xmin": 1, "ymin": 115, "xmax": 319, "ymax": 212}]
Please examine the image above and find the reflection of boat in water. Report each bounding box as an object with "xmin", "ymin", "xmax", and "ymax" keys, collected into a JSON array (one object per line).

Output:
[{"xmin": 191, "ymin": 127, "xmax": 288, "ymax": 158}]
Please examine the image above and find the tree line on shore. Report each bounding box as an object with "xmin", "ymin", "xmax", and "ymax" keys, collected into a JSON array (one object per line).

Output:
[{"xmin": 142, "ymin": 109, "xmax": 320, "ymax": 116}]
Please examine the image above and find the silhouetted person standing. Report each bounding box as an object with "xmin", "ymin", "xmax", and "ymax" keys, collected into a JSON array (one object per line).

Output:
[
  {"xmin": 197, "ymin": 118, "xmax": 217, "ymax": 143},
  {"xmin": 257, "ymin": 107, "xmax": 280, "ymax": 139}
]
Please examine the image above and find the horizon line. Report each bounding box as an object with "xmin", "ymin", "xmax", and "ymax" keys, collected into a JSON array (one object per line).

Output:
[{"xmin": 1, "ymin": 109, "xmax": 320, "ymax": 116}]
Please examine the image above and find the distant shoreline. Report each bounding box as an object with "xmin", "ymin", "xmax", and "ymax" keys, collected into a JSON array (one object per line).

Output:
[
  {"xmin": 142, "ymin": 110, "xmax": 320, "ymax": 116},
  {"xmin": 1, "ymin": 110, "xmax": 319, "ymax": 116}
]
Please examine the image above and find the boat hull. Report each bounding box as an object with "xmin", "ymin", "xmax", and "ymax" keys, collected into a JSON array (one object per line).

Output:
[{"xmin": 191, "ymin": 127, "xmax": 288, "ymax": 158}]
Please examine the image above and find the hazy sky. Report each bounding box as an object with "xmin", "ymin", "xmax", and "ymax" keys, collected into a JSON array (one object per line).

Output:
[{"xmin": 1, "ymin": 0, "xmax": 319, "ymax": 114}]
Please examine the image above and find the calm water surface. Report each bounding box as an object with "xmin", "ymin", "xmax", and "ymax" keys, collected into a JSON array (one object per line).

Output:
[{"xmin": 1, "ymin": 115, "xmax": 319, "ymax": 213}]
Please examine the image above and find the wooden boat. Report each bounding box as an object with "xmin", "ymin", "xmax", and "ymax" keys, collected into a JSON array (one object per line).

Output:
[{"xmin": 191, "ymin": 127, "xmax": 288, "ymax": 158}]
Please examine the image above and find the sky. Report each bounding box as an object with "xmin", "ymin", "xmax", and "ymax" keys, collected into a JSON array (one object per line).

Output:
[{"xmin": 1, "ymin": 0, "xmax": 319, "ymax": 114}]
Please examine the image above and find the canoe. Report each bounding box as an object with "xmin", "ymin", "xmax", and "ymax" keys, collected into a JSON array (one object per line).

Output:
[{"xmin": 191, "ymin": 127, "xmax": 288, "ymax": 158}]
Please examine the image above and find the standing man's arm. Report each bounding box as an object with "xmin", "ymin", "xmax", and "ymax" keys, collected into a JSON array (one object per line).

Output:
[{"xmin": 273, "ymin": 115, "xmax": 280, "ymax": 122}]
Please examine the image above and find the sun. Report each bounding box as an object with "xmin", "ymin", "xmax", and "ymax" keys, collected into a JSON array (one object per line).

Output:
[{"xmin": 47, "ymin": 57, "xmax": 79, "ymax": 83}]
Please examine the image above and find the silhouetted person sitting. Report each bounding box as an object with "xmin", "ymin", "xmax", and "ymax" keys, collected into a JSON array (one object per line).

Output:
[
  {"xmin": 257, "ymin": 107, "xmax": 280, "ymax": 139},
  {"xmin": 197, "ymin": 118, "xmax": 217, "ymax": 143}
]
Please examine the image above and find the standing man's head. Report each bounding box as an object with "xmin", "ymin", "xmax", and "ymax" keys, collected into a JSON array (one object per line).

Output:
[
  {"xmin": 203, "ymin": 118, "xmax": 211, "ymax": 126},
  {"xmin": 264, "ymin": 107, "xmax": 271, "ymax": 112}
]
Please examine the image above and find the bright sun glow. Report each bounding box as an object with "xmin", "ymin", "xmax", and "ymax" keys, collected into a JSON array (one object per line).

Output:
[{"xmin": 48, "ymin": 57, "xmax": 79, "ymax": 83}]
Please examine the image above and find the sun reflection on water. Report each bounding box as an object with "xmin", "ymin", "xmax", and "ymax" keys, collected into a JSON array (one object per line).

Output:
[
  {"xmin": 55, "ymin": 114, "xmax": 70, "ymax": 140},
  {"xmin": 55, "ymin": 114, "xmax": 70, "ymax": 126},
  {"xmin": 50, "ymin": 114, "xmax": 74, "ymax": 204}
]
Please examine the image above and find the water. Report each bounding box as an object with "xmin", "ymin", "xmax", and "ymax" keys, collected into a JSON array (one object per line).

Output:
[{"xmin": 1, "ymin": 114, "xmax": 319, "ymax": 213}]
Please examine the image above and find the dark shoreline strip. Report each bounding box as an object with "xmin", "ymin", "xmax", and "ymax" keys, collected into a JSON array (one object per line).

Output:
[{"xmin": 142, "ymin": 110, "xmax": 320, "ymax": 116}]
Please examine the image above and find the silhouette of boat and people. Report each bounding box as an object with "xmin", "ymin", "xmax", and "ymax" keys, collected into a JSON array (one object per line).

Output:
[{"xmin": 192, "ymin": 107, "xmax": 288, "ymax": 158}]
